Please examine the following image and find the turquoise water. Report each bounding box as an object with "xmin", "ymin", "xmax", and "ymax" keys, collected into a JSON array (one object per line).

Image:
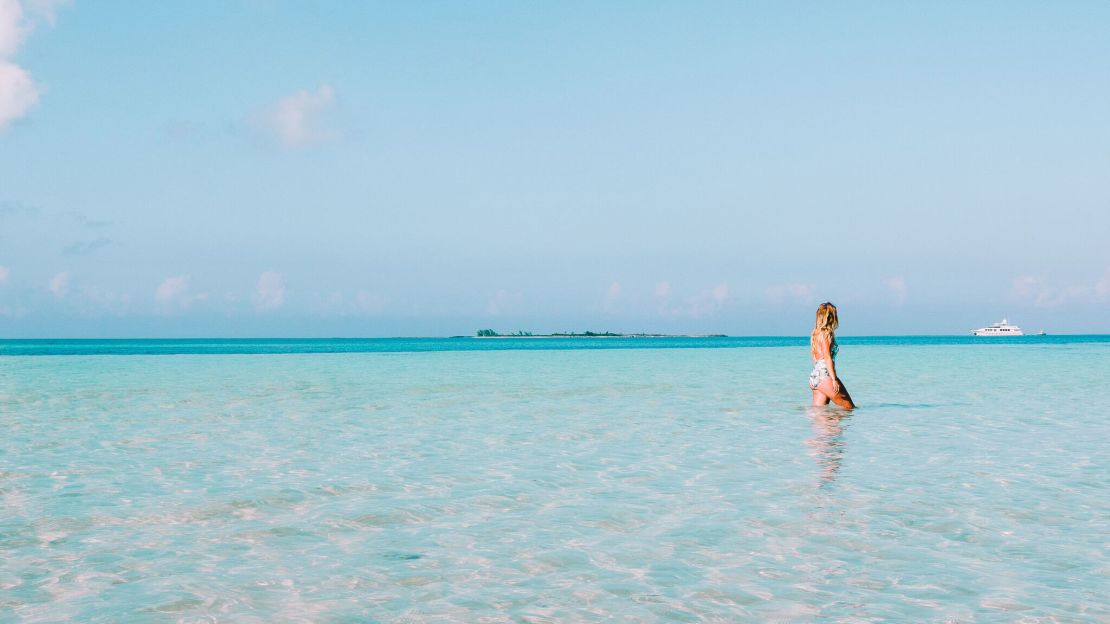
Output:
[
  {"xmin": 3, "ymin": 334, "xmax": 1109, "ymax": 356},
  {"xmin": 2, "ymin": 338, "xmax": 1108, "ymax": 622}
]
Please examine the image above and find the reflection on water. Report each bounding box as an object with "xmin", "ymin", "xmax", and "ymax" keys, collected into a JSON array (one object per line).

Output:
[{"xmin": 806, "ymin": 407, "xmax": 851, "ymax": 487}]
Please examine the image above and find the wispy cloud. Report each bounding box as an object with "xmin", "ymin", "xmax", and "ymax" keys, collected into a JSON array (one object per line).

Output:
[
  {"xmin": 686, "ymin": 283, "xmax": 729, "ymax": 318},
  {"xmin": 656, "ymin": 282, "xmax": 730, "ymax": 318},
  {"xmin": 487, "ymin": 289, "xmax": 523, "ymax": 316},
  {"xmin": 253, "ymin": 271, "xmax": 285, "ymax": 310},
  {"xmin": 155, "ymin": 275, "xmax": 207, "ymax": 310},
  {"xmin": 66, "ymin": 210, "xmax": 113, "ymax": 228},
  {"xmin": 47, "ymin": 270, "xmax": 68, "ymax": 298},
  {"xmin": 1011, "ymin": 275, "xmax": 1078, "ymax": 307},
  {"xmin": 1096, "ymin": 269, "xmax": 1110, "ymax": 300},
  {"xmin": 0, "ymin": 0, "xmax": 66, "ymax": 133},
  {"xmin": 1011, "ymin": 269, "xmax": 1110, "ymax": 307},
  {"xmin": 0, "ymin": 264, "xmax": 9, "ymax": 284},
  {"xmin": 654, "ymin": 281, "xmax": 672, "ymax": 299},
  {"xmin": 311, "ymin": 289, "xmax": 388, "ymax": 316},
  {"xmin": 654, "ymin": 280, "xmax": 673, "ymax": 315},
  {"xmin": 601, "ymin": 281, "xmax": 622, "ymax": 313},
  {"xmin": 356, "ymin": 290, "xmax": 387, "ymax": 313},
  {"xmin": 251, "ymin": 85, "xmax": 336, "ymax": 147},
  {"xmin": 766, "ymin": 282, "xmax": 816, "ymax": 304},
  {"xmin": 62, "ymin": 236, "xmax": 113, "ymax": 256},
  {"xmin": 77, "ymin": 284, "xmax": 132, "ymax": 314},
  {"xmin": 652, "ymin": 284, "xmax": 732, "ymax": 317},
  {"xmin": 0, "ymin": 199, "xmax": 39, "ymax": 218},
  {"xmin": 884, "ymin": 276, "xmax": 908, "ymax": 305},
  {"xmin": 1011, "ymin": 275, "xmax": 1040, "ymax": 297}
]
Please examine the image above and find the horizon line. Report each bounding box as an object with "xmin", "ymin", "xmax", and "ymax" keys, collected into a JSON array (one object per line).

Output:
[{"xmin": 2, "ymin": 333, "xmax": 1107, "ymax": 341}]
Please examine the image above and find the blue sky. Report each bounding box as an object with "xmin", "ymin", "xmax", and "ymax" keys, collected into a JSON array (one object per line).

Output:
[{"xmin": 1, "ymin": 1, "xmax": 1108, "ymax": 337}]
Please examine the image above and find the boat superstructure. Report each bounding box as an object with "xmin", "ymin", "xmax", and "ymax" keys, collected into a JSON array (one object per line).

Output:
[{"xmin": 972, "ymin": 318, "xmax": 1024, "ymax": 336}]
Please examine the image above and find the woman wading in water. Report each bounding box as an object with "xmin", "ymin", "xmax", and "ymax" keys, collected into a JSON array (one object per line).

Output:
[{"xmin": 809, "ymin": 302, "xmax": 856, "ymax": 409}]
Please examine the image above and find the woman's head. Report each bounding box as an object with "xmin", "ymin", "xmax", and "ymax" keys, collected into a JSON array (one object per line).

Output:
[{"xmin": 813, "ymin": 302, "xmax": 838, "ymax": 334}]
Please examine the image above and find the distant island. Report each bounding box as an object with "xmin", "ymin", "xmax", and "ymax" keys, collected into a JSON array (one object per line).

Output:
[{"xmin": 473, "ymin": 329, "xmax": 727, "ymax": 338}]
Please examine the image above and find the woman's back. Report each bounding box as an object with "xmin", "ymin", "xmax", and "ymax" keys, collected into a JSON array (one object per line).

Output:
[{"xmin": 810, "ymin": 331, "xmax": 837, "ymax": 361}]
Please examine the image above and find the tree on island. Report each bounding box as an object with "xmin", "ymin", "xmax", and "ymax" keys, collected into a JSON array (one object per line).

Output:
[{"xmin": 476, "ymin": 329, "xmax": 718, "ymax": 338}]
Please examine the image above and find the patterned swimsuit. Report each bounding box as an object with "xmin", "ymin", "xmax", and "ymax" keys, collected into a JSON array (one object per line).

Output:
[{"xmin": 809, "ymin": 340, "xmax": 838, "ymax": 390}]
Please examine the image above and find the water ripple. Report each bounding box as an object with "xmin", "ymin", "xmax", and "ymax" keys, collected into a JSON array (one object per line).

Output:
[{"xmin": 1, "ymin": 345, "xmax": 1108, "ymax": 621}]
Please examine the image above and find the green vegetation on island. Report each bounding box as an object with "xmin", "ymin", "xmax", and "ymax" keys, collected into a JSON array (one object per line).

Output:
[{"xmin": 475, "ymin": 330, "xmax": 727, "ymax": 338}]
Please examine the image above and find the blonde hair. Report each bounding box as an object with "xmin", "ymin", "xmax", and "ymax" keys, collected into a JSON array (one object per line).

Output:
[{"xmin": 811, "ymin": 302, "xmax": 839, "ymax": 355}]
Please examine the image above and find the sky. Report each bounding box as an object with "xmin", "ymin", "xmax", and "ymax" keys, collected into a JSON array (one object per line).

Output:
[{"xmin": 1, "ymin": 1, "xmax": 1108, "ymax": 337}]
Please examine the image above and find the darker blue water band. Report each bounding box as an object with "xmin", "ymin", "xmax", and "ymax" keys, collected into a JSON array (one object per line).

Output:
[{"xmin": 2, "ymin": 335, "xmax": 1109, "ymax": 356}]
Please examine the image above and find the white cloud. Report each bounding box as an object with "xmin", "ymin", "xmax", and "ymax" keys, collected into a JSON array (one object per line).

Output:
[
  {"xmin": 155, "ymin": 275, "xmax": 207, "ymax": 310},
  {"xmin": 1011, "ymin": 274, "xmax": 1073, "ymax": 307},
  {"xmin": 319, "ymin": 290, "xmax": 344, "ymax": 310},
  {"xmin": 0, "ymin": 265, "xmax": 8, "ymax": 284},
  {"xmin": 254, "ymin": 84, "xmax": 336, "ymax": 147},
  {"xmin": 0, "ymin": 0, "xmax": 63, "ymax": 133},
  {"xmin": 487, "ymin": 289, "xmax": 522, "ymax": 316},
  {"xmin": 0, "ymin": 62, "xmax": 37, "ymax": 130},
  {"xmin": 1095, "ymin": 269, "xmax": 1110, "ymax": 300},
  {"xmin": 356, "ymin": 290, "xmax": 387, "ymax": 313},
  {"xmin": 48, "ymin": 270, "xmax": 68, "ymax": 298},
  {"xmin": 0, "ymin": 0, "xmax": 26, "ymax": 58},
  {"xmin": 653, "ymin": 282, "xmax": 731, "ymax": 318},
  {"xmin": 311, "ymin": 289, "xmax": 388, "ymax": 316},
  {"xmin": 1011, "ymin": 275, "xmax": 1041, "ymax": 299},
  {"xmin": 766, "ymin": 282, "xmax": 816, "ymax": 304},
  {"xmin": 0, "ymin": 302, "xmax": 27, "ymax": 317},
  {"xmin": 884, "ymin": 276, "xmax": 908, "ymax": 305},
  {"xmin": 77, "ymin": 284, "xmax": 132, "ymax": 313},
  {"xmin": 654, "ymin": 280, "xmax": 673, "ymax": 315},
  {"xmin": 155, "ymin": 275, "xmax": 187, "ymax": 303},
  {"xmin": 1011, "ymin": 270, "xmax": 1110, "ymax": 307},
  {"xmin": 686, "ymin": 283, "xmax": 729, "ymax": 318},
  {"xmin": 601, "ymin": 281, "xmax": 622, "ymax": 312},
  {"xmin": 254, "ymin": 271, "xmax": 285, "ymax": 310}
]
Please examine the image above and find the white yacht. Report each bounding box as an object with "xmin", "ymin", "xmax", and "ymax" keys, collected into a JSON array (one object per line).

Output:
[{"xmin": 972, "ymin": 318, "xmax": 1024, "ymax": 336}]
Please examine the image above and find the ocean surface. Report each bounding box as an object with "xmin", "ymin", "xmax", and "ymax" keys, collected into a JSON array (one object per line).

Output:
[{"xmin": 2, "ymin": 336, "xmax": 1108, "ymax": 622}]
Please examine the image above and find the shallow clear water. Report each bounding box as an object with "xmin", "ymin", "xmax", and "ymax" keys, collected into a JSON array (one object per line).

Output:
[{"xmin": 2, "ymin": 339, "xmax": 1108, "ymax": 622}]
